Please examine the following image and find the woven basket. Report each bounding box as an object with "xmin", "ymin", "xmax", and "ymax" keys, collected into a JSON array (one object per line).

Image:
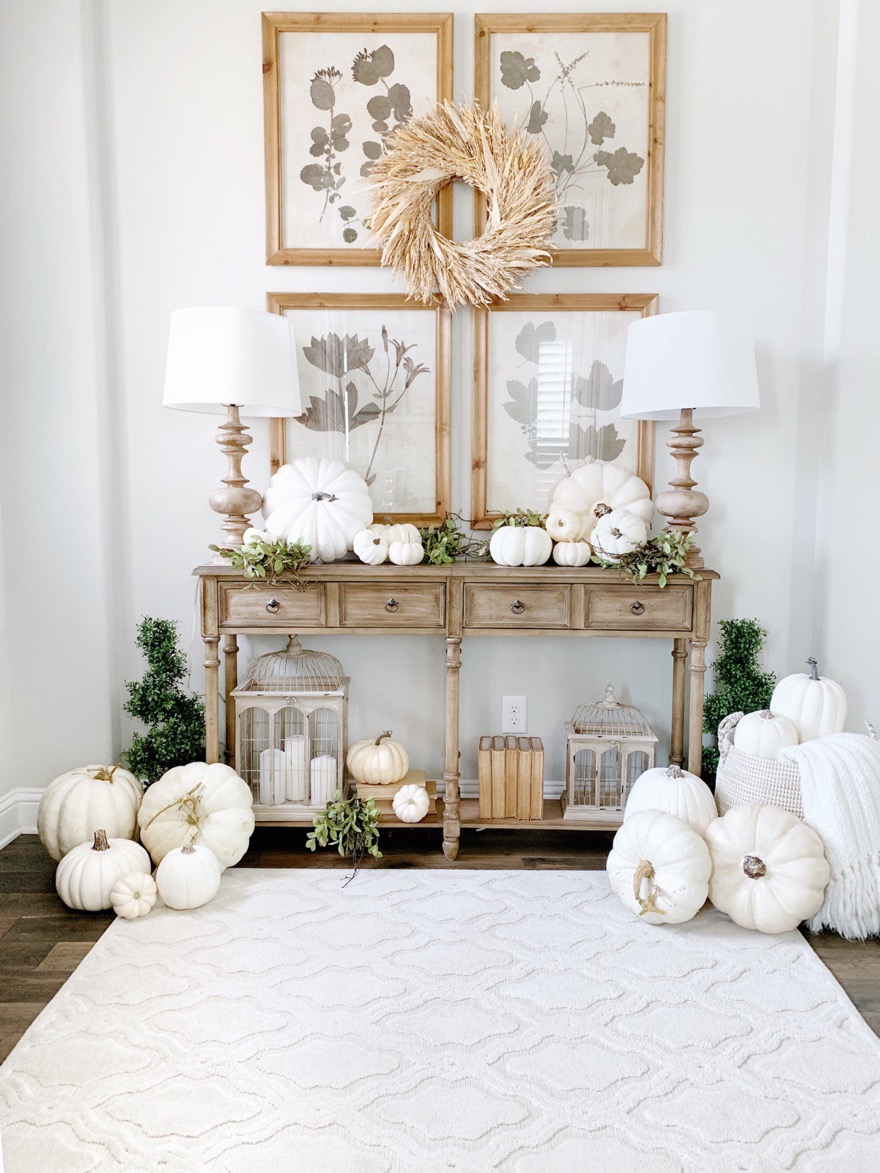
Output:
[{"xmin": 714, "ymin": 712, "xmax": 803, "ymax": 817}]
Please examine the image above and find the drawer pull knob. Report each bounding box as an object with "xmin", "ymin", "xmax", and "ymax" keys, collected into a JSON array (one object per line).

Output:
[
  {"xmin": 630, "ymin": 600, "xmax": 646, "ymax": 615},
  {"xmin": 385, "ymin": 598, "xmax": 399, "ymax": 613},
  {"xmin": 265, "ymin": 598, "xmax": 280, "ymax": 614},
  {"xmin": 511, "ymin": 599, "xmax": 525, "ymax": 615}
]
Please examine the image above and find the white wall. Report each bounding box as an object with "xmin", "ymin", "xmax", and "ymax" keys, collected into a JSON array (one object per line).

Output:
[{"xmin": 2, "ymin": 0, "xmax": 866, "ymax": 802}]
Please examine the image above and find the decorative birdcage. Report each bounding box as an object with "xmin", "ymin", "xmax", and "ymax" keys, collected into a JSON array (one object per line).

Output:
[
  {"xmin": 232, "ymin": 637, "xmax": 349, "ymax": 813},
  {"xmin": 562, "ymin": 685, "xmax": 657, "ymax": 823}
]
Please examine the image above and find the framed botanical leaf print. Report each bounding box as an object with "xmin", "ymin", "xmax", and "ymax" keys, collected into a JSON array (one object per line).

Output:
[
  {"xmin": 267, "ymin": 294, "xmax": 451, "ymax": 525},
  {"xmin": 475, "ymin": 14, "xmax": 666, "ymax": 266},
  {"xmin": 263, "ymin": 13, "xmax": 453, "ymax": 264},
  {"xmin": 472, "ymin": 294, "xmax": 657, "ymax": 527}
]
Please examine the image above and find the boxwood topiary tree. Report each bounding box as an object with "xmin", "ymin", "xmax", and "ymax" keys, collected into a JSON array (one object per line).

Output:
[
  {"xmin": 124, "ymin": 618, "xmax": 205, "ymax": 786},
  {"xmin": 702, "ymin": 618, "xmax": 776, "ymax": 784}
]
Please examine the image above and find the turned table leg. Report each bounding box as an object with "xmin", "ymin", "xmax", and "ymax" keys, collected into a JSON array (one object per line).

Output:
[
  {"xmin": 204, "ymin": 635, "xmax": 221, "ymax": 765},
  {"xmin": 443, "ymin": 636, "xmax": 462, "ymax": 861},
  {"xmin": 670, "ymin": 638, "xmax": 687, "ymax": 767},
  {"xmin": 687, "ymin": 638, "xmax": 708, "ymax": 775},
  {"xmin": 223, "ymin": 634, "xmax": 239, "ymax": 768}
]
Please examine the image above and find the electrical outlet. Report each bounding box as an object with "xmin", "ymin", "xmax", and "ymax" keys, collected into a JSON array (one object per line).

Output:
[{"xmin": 502, "ymin": 696, "xmax": 527, "ymax": 733}]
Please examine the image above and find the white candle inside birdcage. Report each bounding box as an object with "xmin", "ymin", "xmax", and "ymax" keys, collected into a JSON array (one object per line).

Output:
[
  {"xmin": 310, "ymin": 755, "xmax": 337, "ymax": 805},
  {"xmin": 259, "ymin": 748, "xmax": 286, "ymax": 805},
  {"xmin": 284, "ymin": 735, "xmax": 308, "ymax": 802}
]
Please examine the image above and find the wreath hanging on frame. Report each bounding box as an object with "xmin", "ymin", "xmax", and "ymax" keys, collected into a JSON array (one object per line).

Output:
[{"xmin": 366, "ymin": 102, "xmax": 557, "ymax": 308}]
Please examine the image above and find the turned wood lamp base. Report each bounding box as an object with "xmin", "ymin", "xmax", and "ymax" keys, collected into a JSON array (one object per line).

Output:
[
  {"xmin": 209, "ymin": 404, "xmax": 263, "ymax": 561},
  {"xmin": 655, "ymin": 407, "xmax": 708, "ymax": 570}
]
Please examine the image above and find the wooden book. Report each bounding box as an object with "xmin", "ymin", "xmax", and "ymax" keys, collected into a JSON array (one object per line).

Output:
[
  {"xmin": 478, "ymin": 736, "xmax": 493, "ymax": 819},
  {"xmin": 491, "ymin": 736, "xmax": 506, "ymax": 818},
  {"xmin": 530, "ymin": 736, "xmax": 544, "ymax": 820},
  {"xmin": 516, "ymin": 736, "xmax": 532, "ymax": 819},
  {"xmin": 504, "ymin": 735, "xmax": 518, "ymax": 817}
]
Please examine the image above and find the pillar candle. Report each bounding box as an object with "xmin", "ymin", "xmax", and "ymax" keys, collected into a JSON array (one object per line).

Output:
[
  {"xmin": 259, "ymin": 748, "xmax": 285, "ymax": 806},
  {"xmin": 283, "ymin": 735, "xmax": 308, "ymax": 802},
  {"xmin": 310, "ymin": 755, "xmax": 338, "ymax": 806}
]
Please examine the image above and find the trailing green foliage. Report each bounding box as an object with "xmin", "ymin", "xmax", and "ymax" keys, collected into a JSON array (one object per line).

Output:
[
  {"xmin": 490, "ymin": 508, "xmax": 548, "ymax": 530},
  {"xmin": 702, "ymin": 618, "xmax": 776, "ymax": 782},
  {"xmin": 210, "ymin": 534, "xmax": 312, "ymax": 590},
  {"xmin": 124, "ymin": 618, "xmax": 205, "ymax": 786},
  {"xmin": 591, "ymin": 529, "xmax": 700, "ymax": 589},
  {"xmin": 419, "ymin": 514, "xmax": 488, "ymax": 564},
  {"xmin": 307, "ymin": 791, "xmax": 382, "ymax": 879}
]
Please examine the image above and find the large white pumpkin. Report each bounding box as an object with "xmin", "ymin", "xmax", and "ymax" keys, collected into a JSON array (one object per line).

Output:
[
  {"xmin": 489, "ymin": 525, "xmax": 552, "ymax": 567},
  {"xmin": 38, "ymin": 764, "xmax": 144, "ymax": 863},
  {"xmin": 607, "ymin": 810, "xmax": 711, "ymax": 925},
  {"xmin": 550, "ymin": 464, "xmax": 653, "ymax": 538},
  {"xmin": 734, "ymin": 710, "xmax": 800, "ymax": 759},
  {"xmin": 262, "ymin": 457, "xmax": 373, "ymax": 562},
  {"xmin": 55, "ymin": 830, "xmax": 152, "ymax": 912},
  {"xmin": 706, "ymin": 804, "xmax": 830, "ymax": 933},
  {"xmin": 347, "ymin": 732, "xmax": 409, "ymax": 785},
  {"xmin": 770, "ymin": 658, "xmax": 847, "ymax": 742},
  {"xmin": 156, "ymin": 842, "xmax": 222, "ymax": 910},
  {"xmin": 137, "ymin": 762, "xmax": 255, "ymax": 869},
  {"xmin": 624, "ymin": 764, "xmax": 718, "ymax": 838}
]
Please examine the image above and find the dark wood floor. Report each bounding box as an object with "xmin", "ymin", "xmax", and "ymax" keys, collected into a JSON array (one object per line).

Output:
[{"xmin": 2, "ymin": 829, "xmax": 879, "ymax": 1062}]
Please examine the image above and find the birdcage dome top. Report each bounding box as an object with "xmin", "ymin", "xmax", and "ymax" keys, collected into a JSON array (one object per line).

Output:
[
  {"xmin": 239, "ymin": 636, "xmax": 345, "ymax": 692},
  {"xmin": 571, "ymin": 685, "xmax": 653, "ymax": 737}
]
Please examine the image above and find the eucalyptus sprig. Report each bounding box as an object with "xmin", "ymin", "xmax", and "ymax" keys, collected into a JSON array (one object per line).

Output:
[
  {"xmin": 591, "ymin": 529, "xmax": 701, "ymax": 589},
  {"xmin": 489, "ymin": 508, "xmax": 548, "ymax": 531},
  {"xmin": 306, "ymin": 791, "xmax": 382, "ymax": 882},
  {"xmin": 419, "ymin": 514, "xmax": 489, "ymax": 564},
  {"xmin": 210, "ymin": 531, "xmax": 312, "ymax": 591}
]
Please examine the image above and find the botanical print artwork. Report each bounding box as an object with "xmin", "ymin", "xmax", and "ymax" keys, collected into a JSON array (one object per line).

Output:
[{"xmin": 277, "ymin": 32, "xmax": 439, "ymax": 252}]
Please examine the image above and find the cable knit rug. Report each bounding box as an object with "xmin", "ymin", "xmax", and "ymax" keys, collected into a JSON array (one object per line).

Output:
[{"xmin": 2, "ymin": 870, "xmax": 880, "ymax": 1172}]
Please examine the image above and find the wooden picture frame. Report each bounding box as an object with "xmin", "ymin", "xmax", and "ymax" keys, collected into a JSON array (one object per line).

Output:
[
  {"xmin": 263, "ymin": 12, "xmax": 454, "ymax": 265},
  {"xmin": 267, "ymin": 293, "xmax": 451, "ymax": 526},
  {"xmin": 474, "ymin": 14, "xmax": 666, "ymax": 266},
  {"xmin": 472, "ymin": 293, "xmax": 658, "ymax": 528}
]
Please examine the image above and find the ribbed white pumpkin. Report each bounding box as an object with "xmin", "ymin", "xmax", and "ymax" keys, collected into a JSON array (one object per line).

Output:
[
  {"xmin": 607, "ymin": 810, "xmax": 711, "ymax": 925},
  {"xmin": 392, "ymin": 784, "xmax": 431, "ymax": 823},
  {"xmin": 38, "ymin": 764, "xmax": 144, "ymax": 862},
  {"xmin": 591, "ymin": 508, "xmax": 649, "ymax": 561},
  {"xmin": 552, "ymin": 541, "xmax": 592, "ymax": 567},
  {"xmin": 262, "ymin": 457, "xmax": 373, "ymax": 562},
  {"xmin": 489, "ymin": 525, "xmax": 552, "ymax": 567},
  {"xmin": 770, "ymin": 658, "xmax": 847, "ymax": 742},
  {"xmin": 372, "ymin": 522, "xmax": 421, "ymax": 544},
  {"xmin": 353, "ymin": 528, "xmax": 388, "ymax": 565},
  {"xmin": 137, "ymin": 763, "xmax": 255, "ymax": 869},
  {"xmin": 110, "ymin": 871, "xmax": 158, "ymax": 920},
  {"xmin": 388, "ymin": 540, "xmax": 424, "ymax": 566},
  {"xmin": 734, "ymin": 710, "xmax": 800, "ymax": 759},
  {"xmin": 706, "ymin": 804, "xmax": 830, "ymax": 933},
  {"xmin": 550, "ymin": 464, "xmax": 653, "ymax": 538},
  {"xmin": 347, "ymin": 732, "xmax": 409, "ymax": 785},
  {"xmin": 156, "ymin": 842, "xmax": 222, "ymax": 910},
  {"xmin": 624, "ymin": 764, "xmax": 718, "ymax": 838},
  {"xmin": 545, "ymin": 507, "xmax": 588, "ymax": 543},
  {"xmin": 55, "ymin": 830, "xmax": 152, "ymax": 912}
]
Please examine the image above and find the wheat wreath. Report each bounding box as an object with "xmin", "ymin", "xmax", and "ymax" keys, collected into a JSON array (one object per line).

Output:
[{"xmin": 366, "ymin": 102, "xmax": 557, "ymax": 308}]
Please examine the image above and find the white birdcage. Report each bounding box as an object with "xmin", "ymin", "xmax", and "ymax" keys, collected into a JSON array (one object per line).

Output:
[
  {"xmin": 562, "ymin": 685, "xmax": 657, "ymax": 823},
  {"xmin": 233, "ymin": 636, "xmax": 349, "ymax": 812}
]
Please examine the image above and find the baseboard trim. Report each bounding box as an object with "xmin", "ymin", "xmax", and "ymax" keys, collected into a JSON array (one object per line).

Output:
[
  {"xmin": 0, "ymin": 787, "xmax": 42, "ymax": 848},
  {"xmin": 458, "ymin": 778, "xmax": 565, "ymax": 800}
]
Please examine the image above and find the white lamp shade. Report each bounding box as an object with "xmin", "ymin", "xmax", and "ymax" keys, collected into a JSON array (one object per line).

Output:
[
  {"xmin": 162, "ymin": 306, "xmax": 301, "ymax": 417},
  {"xmin": 621, "ymin": 311, "xmax": 760, "ymax": 421}
]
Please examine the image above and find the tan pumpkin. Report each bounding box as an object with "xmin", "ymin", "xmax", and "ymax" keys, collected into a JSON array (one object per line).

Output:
[{"xmin": 347, "ymin": 731, "xmax": 409, "ymax": 785}]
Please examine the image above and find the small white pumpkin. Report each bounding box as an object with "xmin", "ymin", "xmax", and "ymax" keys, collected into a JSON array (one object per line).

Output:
[
  {"xmin": 353, "ymin": 528, "xmax": 388, "ymax": 565},
  {"xmin": 110, "ymin": 870, "xmax": 158, "ymax": 920},
  {"xmin": 347, "ymin": 731, "xmax": 409, "ymax": 785},
  {"xmin": 550, "ymin": 463, "xmax": 653, "ymax": 538},
  {"xmin": 137, "ymin": 762, "xmax": 255, "ymax": 869},
  {"xmin": 624, "ymin": 764, "xmax": 718, "ymax": 838},
  {"xmin": 734, "ymin": 710, "xmax": 800, "ymax": 759},
  {"xmin": 591, "ymin": 508, "xmax": 649, "ymax": 561},
  {"xmin": 377, "ymin": 523, "xmax": 421, "ymax": 545},
  {"xmin": 262, "ymin": 457, "xmax": 373, "ymax": 562},
  {"xmin": 489, "ymin": 525, "xmax": 552, "ymax": 567},
  {"xmin": 607, "ymin": 810, "xmax": 711, "ymax": 925},
  {"xmin": 55, "ymin": 830, "xmax": 152, "ymax": 912},
  {"xmin": 706, "ymin": 804, "xmax": 830, "ymax": 933},
  {"xmin": 392, "ymin": 784, "xmax": 431, "ymax": 823},
  {"xmin": 38, "ymin": 764, "xmax": 144, "ymax": 863},
  {"xmin": 552, "ymin": 541, "xmax": 592, "ymax": 567},
  {"xmin": 770, "ymin": 658, "xmax": 847, "ymax": 742},
  {"xmin": 545, "ymin": 507, "xmax": 588, "ymax": 543},
  {"xmin": 156, "ymin": 842, "xmax": 222, "ymax": 910},
  {"xmin": 388, "ymin": 540, "xmax": 424, "ymax": 566}
]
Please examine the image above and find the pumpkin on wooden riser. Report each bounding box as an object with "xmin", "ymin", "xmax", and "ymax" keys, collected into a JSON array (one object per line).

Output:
[
  {"xmin": 347, "ymin": 732, "xmax": 409, "ymax": 785},
  {"xmin": 137, "ymin": 762, "xmax": 255, "ymax": 868},
  {"xmin": 38, "ymin": 765, "xmax": 144, "ymax": 862}
]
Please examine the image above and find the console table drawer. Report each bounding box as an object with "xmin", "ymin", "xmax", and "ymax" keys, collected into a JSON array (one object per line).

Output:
[
  {"xmin": 464, "ymin": 584, "xmax": 571, "ymax": 629},
  {"xmin": 220, "ymin": 584, "xmax": 325, "ymax": 627},
  {"xmin": 585, "ymin": 585, "xmax": 693, "ymax": 631},
  {"xmin": 339, "ymin": 584, "xmax": 446, "ymax": 629}
]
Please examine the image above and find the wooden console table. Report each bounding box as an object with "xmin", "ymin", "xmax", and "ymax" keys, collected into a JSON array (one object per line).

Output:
[{"xmin": 195, "ymin": 562, "xmax": 716, "ymax": 860}]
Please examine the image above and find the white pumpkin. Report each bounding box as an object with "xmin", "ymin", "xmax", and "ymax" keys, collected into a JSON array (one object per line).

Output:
[
  {"xmin": 591, "ymin": 508, "xmax": 649, "ymax": 561},
  {"xmin": 38, "ymin": 764, "xmax": 144, "ymax": 863},
  {"xmin": 607, "ymin": 810, "xmax": 711, "ymax": 925},
  {"xmin": 489, "ymin": 525, "xmax": 552, "ymax": 567},
  {"xmin": 353, "ymin": 528, "xmax": 388, "ymax": 565},
  {"xmin": 375, "ymin": 523, "xmax": 421, "ymax": 545},
  {"xmin": 734, "ymin": 710, "xmax": 800, "ymax": 759},
  {"xmin": 393, "ymin": 784, "xmax": 431, "ymax": 823},
  {"xmin": 347, "ymin": 731, "xmax": 409, "ymax": 785},
  {"xmin": 110, "ymin": 870, "xmax": 158, "ymax": 920},
  {"xmin": 388, "ymin": 540, "xmax": 424, "ymax": 566},
  {"xmin": 706, "ymin": 804, "xmax": 830, "ymax": 933},
  {"xmin": 624, "ymin": 764, "xmax": 717, "ymax": 838},
  {"xmin": 156, "ymin": 842, "xmax": 222, "ymax": 910},
  {"xmin": 545, "ymin": 507, "xmax": 588, "ymax": 543},
  {"xmin": 552, "ymin": 541, "xmax": 592, "ymax": 567},
  {"xmin": 770, "ymin": 658, "xmax": 847, "ymax": 742},
  {"xmin": 55, "ymin": 830, "xmax": 152, "ymax": 912},
  {"xmin": 550, "ymin": 463, "xmax": 653, "ymax": 538},
  {"xmin": 262, "ymin": 457, "xmax": 373, "ymax": 562},
  {"xmin": 138, "ymin": 762, "xmax": 255, "ymax": 869}
]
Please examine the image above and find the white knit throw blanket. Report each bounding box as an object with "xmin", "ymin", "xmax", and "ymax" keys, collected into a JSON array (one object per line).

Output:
[{"xmin": 782, "ymin": 733, "xmax": 880, "ymax": 938}]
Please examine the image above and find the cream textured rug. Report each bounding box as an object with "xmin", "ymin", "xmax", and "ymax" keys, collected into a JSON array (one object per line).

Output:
[{"xmin": 2, "ymin": 870, "xmax": 880, "ymax": 1172}]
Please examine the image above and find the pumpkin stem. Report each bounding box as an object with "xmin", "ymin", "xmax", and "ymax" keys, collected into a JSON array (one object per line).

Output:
[
  {"xmin": 593, "ymin": 502, "xmax": 612, "ymax": 518},
  {"xmin": 181, "ymin": 840, "xmax": 197, "ymax": 855},
  {"xmin": 632, "ymin": 858, "xmax": 666, "ymax": 916},
  {"xmin": 807, "ymin": 656, "xmax": 820, "ymax": 681},
  {"xmin": 92, "ymin": 829, "xmax": 110, "ymax": 852},
  {"xmin": 742, "ymin": 854, "xmax": 767, "ymax": 879},
  {"xmin": 664, "ymin": 765, "xmax": 684, "ymax": 779},
  {"xmin": 93, "ymin": 765, "xmax": 119, "ymax": 783},
  {"xmin": 140, "ymin": 782, "xmax": 203, "ymax": 832},
  {"xmin": 758, "ymin": 710, "xmax": 774, "ymax": 720},
  {"xmin": 312, "ymin": 491, "xmax": 339, "ymax": 503},
  {"xmin": 374, "ymin": 731, "xmax": 393, "ymax": 745}
]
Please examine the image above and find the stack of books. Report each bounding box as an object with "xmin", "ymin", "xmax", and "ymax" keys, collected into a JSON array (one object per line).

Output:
[
  {"xmin": 477, "ymin": 736, "xmax": 544, "ymax": 820},
  {"xmin": 355, "ymin": 770, "xmax": 436, "ymax": 816}
]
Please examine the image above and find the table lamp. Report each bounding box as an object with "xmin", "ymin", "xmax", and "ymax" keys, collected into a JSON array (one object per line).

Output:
[
  {"xmin": 620, "ymin": 310, "xmax": 760, "ymax": 569},
  {"xmin": 163, "ymin": 307, "xmax": 301, "ymax": 556}
]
